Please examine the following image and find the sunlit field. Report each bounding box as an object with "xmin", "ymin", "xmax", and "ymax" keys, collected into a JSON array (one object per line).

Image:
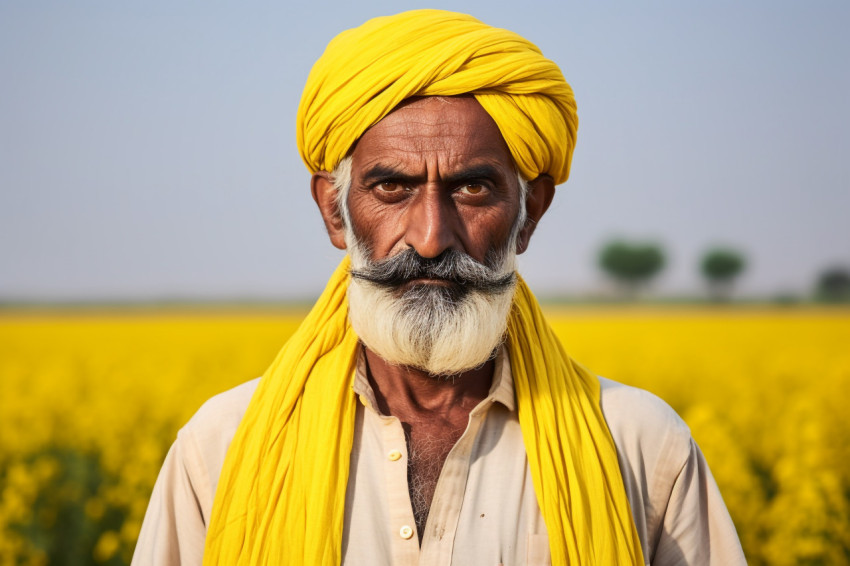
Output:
[{"xmin": 1, "ymin": 306, "xmax": 848, "ymax": 565}]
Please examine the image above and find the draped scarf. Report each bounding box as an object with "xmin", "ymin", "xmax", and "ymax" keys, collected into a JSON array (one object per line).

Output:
[{"xmin": 203, "ymin": 257, "xmax": 644, "ymax": 564}]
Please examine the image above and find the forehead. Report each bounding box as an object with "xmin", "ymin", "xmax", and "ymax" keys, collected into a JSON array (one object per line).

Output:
[{"xmin": 349, "ymin": 97, "xmax": 515, "ymax": 175}]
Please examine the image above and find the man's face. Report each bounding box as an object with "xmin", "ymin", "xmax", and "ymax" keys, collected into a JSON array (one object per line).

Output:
[
  {"xmin": 310, "ymin": 96, "xmax": 555, "ymax": 376},
  {"xmin": 346, "ymin": 96, "xmax": 524, "ymax": 266},
  {"xmin": 336, "ymin": 97, "xmax": 527, "ymax": 375}
]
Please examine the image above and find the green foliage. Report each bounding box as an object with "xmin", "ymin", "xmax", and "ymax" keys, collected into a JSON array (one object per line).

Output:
[
  {"xmin": 598, "ymin": 240, "xmax": 666, "ymax": 292},
  {"xmin": 701, "ymin": 248, "xmax": 746, "ymax": 282},
  {"xmin": 815, "ymin": 267, "xmax": 850, "ymax": 302},
  {"xmin": 700, "ymin": 247, "xmax": 746, "ymax": 300},
  {"xmin": 2, "ymin": 447, "xmax": 131, "ymax": 566}
]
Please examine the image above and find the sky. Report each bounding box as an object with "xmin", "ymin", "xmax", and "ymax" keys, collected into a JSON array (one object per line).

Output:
[{"xmin": 1, "ymin": 1, "xmax": 848, "ymax": 301}]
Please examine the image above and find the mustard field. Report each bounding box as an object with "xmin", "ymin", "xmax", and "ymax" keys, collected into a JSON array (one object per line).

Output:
[{"xmin": 1, "ymin": 307, "xmax": 849, "ymax": 565}]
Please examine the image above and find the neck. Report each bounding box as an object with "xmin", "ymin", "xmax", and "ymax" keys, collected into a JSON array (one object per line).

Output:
[{"xmin": 363, "ymin": 347, "xmax": 494, "ymax": 419}]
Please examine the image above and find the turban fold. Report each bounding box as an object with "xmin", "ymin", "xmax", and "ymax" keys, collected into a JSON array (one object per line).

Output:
[{"xmin": 296, "ymin": 9, "xmax": 578, "ymax": 185}]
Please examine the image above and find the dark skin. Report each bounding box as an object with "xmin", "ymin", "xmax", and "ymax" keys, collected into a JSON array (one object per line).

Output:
[{"xmin": 312, "ymin": 96, "xmax": 555, "ymax": 538}]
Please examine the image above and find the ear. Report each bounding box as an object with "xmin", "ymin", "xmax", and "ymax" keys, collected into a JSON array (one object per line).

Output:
[
  {"xmin": 516, "ymin": 175, "xmax": 556, "ymax": 255},
  {"xmin": 311, "ymin": 171, "xmax": 347, "ymax": 250}
]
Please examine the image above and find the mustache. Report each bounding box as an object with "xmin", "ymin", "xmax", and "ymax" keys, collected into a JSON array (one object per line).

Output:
[{"xmin": 349, "ymin": 248, "xmax": 516, "ymax": 293}]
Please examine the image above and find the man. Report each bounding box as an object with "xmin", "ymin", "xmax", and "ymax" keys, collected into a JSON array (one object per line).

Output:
[{"xmin": 133, "ymin": 10, "xmax": 746, "ymax": 565}]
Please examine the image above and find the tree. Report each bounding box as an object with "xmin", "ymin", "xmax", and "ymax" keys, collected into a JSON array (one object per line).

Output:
[
  {"xmin": 815, "ymin": 267, "xmax": 850, "ymax": 302},
  {"xmin": 598, "ymin": 240, "xmax": 666, "ymax": 297},
  {"xmin": 700, "ymin": 247, "xmax": 746, "ymax": 301}
]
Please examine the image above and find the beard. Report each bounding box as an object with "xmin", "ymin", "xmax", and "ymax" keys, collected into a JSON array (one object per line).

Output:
[
  {"xmin": 347, "ymin": 245, "xmax": 518, "ymax": 376},
  {"xmin": 340, "ymin": 180, "xmax": 527, "ymax": 377}
]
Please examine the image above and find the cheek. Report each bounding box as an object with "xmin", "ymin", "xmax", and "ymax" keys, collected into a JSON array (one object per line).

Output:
[
  {"xmin": 459, "ymin": 207, "xmax": 519, "ymax": 257},
  {"xmin": 347, "ymin": 193, "xmax": 405, "ymax": 255}
]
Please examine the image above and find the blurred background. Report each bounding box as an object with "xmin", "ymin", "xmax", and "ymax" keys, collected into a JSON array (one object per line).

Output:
[
  {"xmin": 2, "ymin": 1, "xmax": 848, "ymax": 303},
  {"xmin": 1, "ymin": 2, "xmax": 848, "ymax": 565}
]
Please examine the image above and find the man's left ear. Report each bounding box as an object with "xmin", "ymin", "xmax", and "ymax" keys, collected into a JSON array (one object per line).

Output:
[{"xmin": 516, "ymin": 175, "xmax": 556, "ymax": 254}]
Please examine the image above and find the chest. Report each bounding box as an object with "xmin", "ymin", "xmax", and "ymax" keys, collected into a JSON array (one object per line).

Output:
[
  {"xmin": 405, "ymin": 418, "xmax": 464, "ymax": 486},
  {"xmin": 341, "ymin": 402, "xmax": 551, "ymax": 566}
]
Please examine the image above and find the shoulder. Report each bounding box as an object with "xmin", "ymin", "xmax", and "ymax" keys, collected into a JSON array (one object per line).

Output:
[
  {"xmin": 181, "ymin": 378, "xmax": 260, "ymax": 444},
  {"xmin": 598, "ymin": 376, "xmax": 692, "ymax": 460},
  {"xmin": 598, "ymin": 376, "xmax": 694, "ymax": 484},
  {"xmin": 176, "ymin": 378, "xmax": 261, "ymax": 504},
  {"xmin": 132, "ymin": 378, "xmax": 261, "ymax": 565},
  {"xmin": 597, "ymin": 377, "xmax": 694, "ymax": 553},
  {"xmin": 598, "ymin": 377, "xmax": 748, "ymax": 564}
]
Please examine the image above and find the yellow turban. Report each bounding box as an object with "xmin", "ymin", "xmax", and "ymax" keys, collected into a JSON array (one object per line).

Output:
[{"xmin": 296, "ymin": 9, "xmax": 578, "ymax": 185}]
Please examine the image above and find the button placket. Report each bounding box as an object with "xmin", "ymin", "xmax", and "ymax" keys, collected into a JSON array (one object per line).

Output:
[
  {"xmin": 379, "ymin": 414, "xmax": 419, "ymax": 563},
  {"xmin": 419, "ymin": 405, "xmax": 491, "ymax": 563}
]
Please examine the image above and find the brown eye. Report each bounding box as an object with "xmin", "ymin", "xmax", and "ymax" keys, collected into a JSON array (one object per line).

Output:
[
  {"xmin": 459, "ymin": 183, "xmax": 485, "ymax": 195},
  {"xmin": 377, "ymin": 182, "xmax": 402, "ymax": 192}
]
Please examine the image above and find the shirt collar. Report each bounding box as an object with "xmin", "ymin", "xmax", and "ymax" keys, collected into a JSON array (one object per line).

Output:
[{"xmin": 352, "ymin": 345, "xmax": 517, "ymax": 414}]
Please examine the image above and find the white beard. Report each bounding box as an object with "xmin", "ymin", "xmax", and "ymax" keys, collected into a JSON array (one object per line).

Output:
[
  {"xmin": 347, "ymin": 245, "xmax": 518, "ymax": 376},
  {"xmin": 338, "ymin": 160, "xmax": 527, "ymax": 377}
]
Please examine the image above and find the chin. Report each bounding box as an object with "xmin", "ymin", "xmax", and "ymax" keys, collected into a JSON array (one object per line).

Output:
[{"xmin": 347, "ymin": 276, "xmax": 516, "ymax": 376}]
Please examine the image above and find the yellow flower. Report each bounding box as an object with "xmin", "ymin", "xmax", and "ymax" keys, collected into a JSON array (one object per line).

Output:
[{"xmin": 2, "ymin": 307, "xmax": 848, "ymax": 565}]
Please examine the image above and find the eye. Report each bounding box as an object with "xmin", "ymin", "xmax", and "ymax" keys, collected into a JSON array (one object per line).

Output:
[
  {"xmin": 376, "ymin": 181, "xmax": 404, "ymax": 193},
  {"xmin": 457, "ymin": 183, "xmax": 487, "ymax": 196}
]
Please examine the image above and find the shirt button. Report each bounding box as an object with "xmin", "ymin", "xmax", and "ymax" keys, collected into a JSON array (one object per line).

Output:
[
  {"xmin": 388, "ymin": 449, "xmax": 402, "ymax": 461},
  {"xmin": 399, "ymin": 525, "xmax": 414, "ymax": 539}
]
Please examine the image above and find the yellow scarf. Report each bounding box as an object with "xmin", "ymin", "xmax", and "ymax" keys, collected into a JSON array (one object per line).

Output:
[{"xmin": 204, "ymin": 258, "xmax": 644, "ymax": 564}]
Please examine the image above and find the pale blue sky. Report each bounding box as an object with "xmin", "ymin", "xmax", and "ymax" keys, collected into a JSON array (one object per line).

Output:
[{"xmin": 1, "ymin": 1, "xmax": 848, "ymax": 300}]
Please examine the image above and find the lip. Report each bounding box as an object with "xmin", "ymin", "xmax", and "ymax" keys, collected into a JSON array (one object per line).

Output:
[{"xmin": 404, "ymin": 277, "xmax": 454, "ymax": 288}]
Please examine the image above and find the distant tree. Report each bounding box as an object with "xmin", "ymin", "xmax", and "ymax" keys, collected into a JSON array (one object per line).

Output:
[
  {"xmin": 598, "ymin": 240, "xmax": 666, "ymax": 297},
  {"xmin": 815, "ymin": 267, "xmax": 850, "ymax": 302},
  {"xmin": 700, "ymin": 247, "xmax": 746, "ymax": 301}
]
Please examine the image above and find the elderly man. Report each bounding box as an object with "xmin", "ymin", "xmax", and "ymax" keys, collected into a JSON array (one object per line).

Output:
[{"xmin": 133, "ymin": 10, "xmax": 745, "ymax": 566}]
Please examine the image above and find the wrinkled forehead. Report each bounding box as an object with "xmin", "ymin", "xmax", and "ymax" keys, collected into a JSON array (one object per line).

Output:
[{"xmin": 349, "ymin": 96, "xmax": 516, "ymax": 176}]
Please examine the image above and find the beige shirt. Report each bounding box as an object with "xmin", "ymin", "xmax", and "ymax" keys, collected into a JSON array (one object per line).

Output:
[{"xmin": 132, "ymin": 349, "xmax": 745, "ymax": 565}]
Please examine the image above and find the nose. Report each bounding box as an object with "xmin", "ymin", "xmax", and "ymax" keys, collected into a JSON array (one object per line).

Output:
[{"xmin": 403, "ymin": 190, "xmax": 459, "ymax": 259}]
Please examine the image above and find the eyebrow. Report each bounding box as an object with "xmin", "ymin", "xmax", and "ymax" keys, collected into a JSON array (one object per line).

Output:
[
  {"xmin": 360, "ymin": 164, "xmax": 419, "ymax": 184},
  {"xmin": 360, "ymin": 163, "xmax": 505, "ymax": 186},
  {"xmin": 443, "ymin": 164, "xmax": 504, "ymax": 186}
]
